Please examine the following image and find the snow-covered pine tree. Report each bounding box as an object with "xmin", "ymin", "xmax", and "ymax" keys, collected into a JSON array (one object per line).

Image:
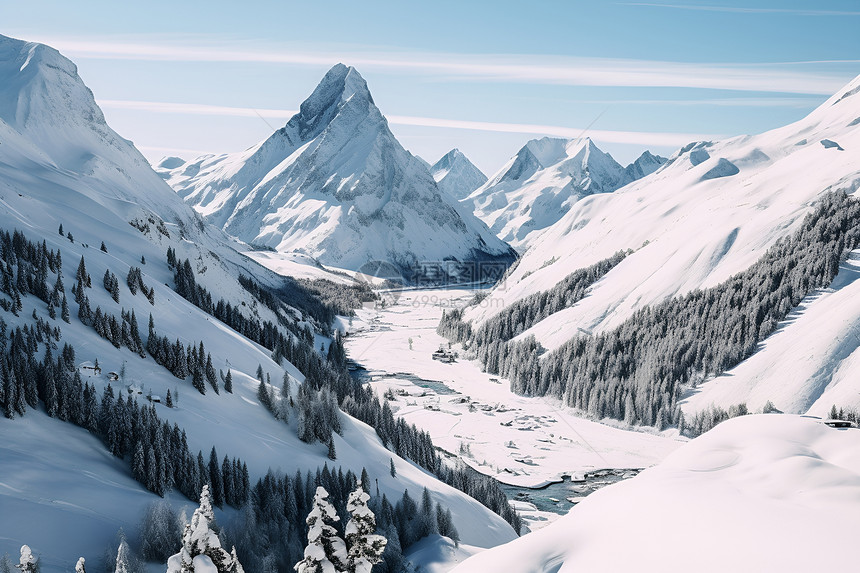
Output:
[
  {"xmin": 295, "ymin": 486, "xmax": 347, "ymax": 573},
  {"xmin": 75, "ymin": 557, "xmax": 86, "ymax": 573},
  {"xmin": 165, "ymin": 485, "xmax": 245, "ymax": 573},
  {"xmin": 226, "ymin": 548, "xmax": 244, "ymax": 573},
  {"xmin": 345, "ymin": 483, "xmax": 387, "ymax": 573},
  {"xmin": 15, "ymin": 545, "xmax": 37, "ymax": 573},
  {"xmin": 114, "ymin": 535, "xmax": 131, "ymax": 573}
]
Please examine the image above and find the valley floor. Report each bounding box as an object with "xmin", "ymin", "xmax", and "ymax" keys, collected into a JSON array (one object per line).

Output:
[{"xmin": 343, "ymin": 288, "xmax": 683, "ymax": 530}]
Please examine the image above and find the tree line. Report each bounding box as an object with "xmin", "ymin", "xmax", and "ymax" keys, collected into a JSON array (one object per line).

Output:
[{"xmin": 168, "ymin": 251, "xmax": 523, "ymax": 533}]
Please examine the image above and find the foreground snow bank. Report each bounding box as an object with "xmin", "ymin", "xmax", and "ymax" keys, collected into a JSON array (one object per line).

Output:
[{"xmin": 453, "ymin": 414, "xmax": 860, "ymax": 573}]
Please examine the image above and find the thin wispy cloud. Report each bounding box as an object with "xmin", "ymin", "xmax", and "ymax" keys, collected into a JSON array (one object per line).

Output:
[
  {"xmin": 537, "ymin": 97, "xmax": 821, "ymax": 108},
  {"xmin": 622, "ymin": 3, "xmax": 860, "ymax": 17},
  {"xmin": 43, "ymin": 36, "xmax": 849, "ymax": 95},
  {"xmin": 99, "ymin": 100, "xmax": 297, "ymax": 118},
  {"xmin": 98, "ymin": 99, "xmax": 716, "ymax": 148}
]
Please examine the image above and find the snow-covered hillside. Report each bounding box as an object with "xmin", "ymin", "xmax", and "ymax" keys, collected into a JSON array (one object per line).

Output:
[
  {"xmin": 157, "ymin": 65, "xmax": 515, "ymax": 282},
  {"xmin": 463, "ymin": 137, "xmax": 664, "ymax": 250},
  {"xmin": 463, "ymin": 73, "xmax": 860, "ymax": 414},
  {"xmin": 452, "ymin": 414, "xmax": 860, "ymax": 573},
  {"xmin": 430, "ymin": 149, "xmax": 488, "ymax": 201},
  {"xmin": 0, "ymin": 34, "xmax": 517, "ymax": 570}
]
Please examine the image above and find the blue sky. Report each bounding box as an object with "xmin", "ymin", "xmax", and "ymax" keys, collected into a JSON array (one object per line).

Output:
[{"xmin": 4, "ymin": 0, "xmax": 860, "ymax": 173}]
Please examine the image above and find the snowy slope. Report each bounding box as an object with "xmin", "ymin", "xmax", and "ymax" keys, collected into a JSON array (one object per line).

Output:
[
  {"xmin": 430, "ymin": 149, "xmax": 488, "ymax": 201},
  {"xmin": 464, "ymin": 74, "xmax": 860, "ymax": 414},
  {"xmin": 682, "ymin": 247, "xmax": 860, "ymax": 415},
  {"xmin": 453, "ymin": 414, "xmax": 860, "ymax": 573},
  {"xmin": 463, "ymin": 137, "xmax": 661, "ymax": 250},
  {"xmin": 0, "ymin": 34, "xmax": 517, "ymax": 569},
  {"xmin": 157, "ymin": 65, "xmax": 515, "ymax": 281}
]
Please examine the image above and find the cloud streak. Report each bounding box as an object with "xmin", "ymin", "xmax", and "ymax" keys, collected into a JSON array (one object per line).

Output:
[
  {"xmin": 621, "ymin": 3, "xmax": 860, "ymax": 16},
  {"xmin": 45, "ymin": 36, "xmax": 850, "ymax": 95},
  {"xmin": 98, "ymin": 99, "xmax": 716, "ymax": 148}
]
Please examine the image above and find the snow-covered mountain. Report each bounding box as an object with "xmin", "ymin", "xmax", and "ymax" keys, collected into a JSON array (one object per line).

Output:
[
  {"xmin": 0, "ymin": 34, "xmax": 194, "ymax": 233},
  {"xmin": 453, "ymin": 415, "xmax": 860, "ymax": 573},
  {"xmin": 0, "ymin": 34, "xmax": 517, "ymax": 570},
  {"xmin": 463, "ymin": 137, "xmax": 664, "ymax": 250},
  {"xmin": 464, "ymin": 72, "xmax": 860, "ymax": 416},
  {"xmin": 158, "ymin": 64, "xmax": 515, "ymax": 282},
  {"xmin": 624, "ymin": 149, "xmax": 667, "ymax": 181},
  {"xmin": 430, "ymin": 149, "xmax": 488, "ymax": 201}
]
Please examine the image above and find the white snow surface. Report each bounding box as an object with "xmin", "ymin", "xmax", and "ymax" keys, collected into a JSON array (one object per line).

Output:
[
  {"xmin": 430, "ymin": 149, "xmax": 488, "ymax": 201},
  {"xmin": 463, "ymin": 138, "xmax": 662, "ymax": 250},
  {"xmin": 465, "ymin": 73, "xmax": 860, "ymax": 415},
  {"xmin": 157, "ymin": 65, "xmax": 513, "ymax": 275},
  {"xmin": 242, "ymin": 250, "xmax": 356, "ymax": 285},
  {"xmin": 0, "ymin": 34, "xmax": 516, "ymax": 570},
  {"xmin": 404, "ymin": 535, "xmax": 482, "ymax": 573},
  {"xmin": 452, "ymin": 414, "xmax": 860, "ymax": 573}
]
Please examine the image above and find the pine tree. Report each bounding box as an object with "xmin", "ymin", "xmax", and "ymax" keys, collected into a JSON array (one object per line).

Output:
[
  {"xmin": 205, "ymin": 354, "xmax": 218, "ymax": 394},
  {"xmin": 209, "ymin": 447, "xmax": 224, "ymax": 507},
  {"xmin": 100, "ymin": 242, "xmax": 108, "ymax": 253},
  {"xmin": 345, "ymin": 484, "xmax": 387, "ymax": 573},
  {"xmin": 75, "ymin": 557, "xmax": 86, "ymax": 573},
  {"xmin": 166, "ymin": 389, "xmax": 173, "ymax": 408},
  {"xmin": 132, "ymin": 442, "xmax": 146, "ymax": 484},
  {"xmin": 389, "ymin": 458, "xmax": 396, "ymax": 478},
  {"xmin": 114, "ymin": 535, "xmax": 131, "ymax": 573},
  {"xmin": 16, "ymin": 546, "xmax": 37, "ymax": 573},
  {"xmin": 224, "ymin": 370, "xmax": 232, "ymax": 394},
  {"xmin": 327, "ymin": 437, "xmax": 337, "ymax": 461},
  {"xmin": 257, "ymin": 378, "xmax": 270, "ymax": 409},
  {"xmin": 417, "ymin": 487, "xmax": 438, "ymax": 539},
  {"xmin": 61, "ymin": 294, "xmax": 70, "ymax": 323},
  {"xmin": 166, "ymin": 485, "xmax": 244, "ymax": 573},
  {"xmin": 436, "ymin": 506, "xmax": 459, "ymax": 546},
  {"xmin": 295, "ymin": 487, "xmax": 347, "ymax": 573}
]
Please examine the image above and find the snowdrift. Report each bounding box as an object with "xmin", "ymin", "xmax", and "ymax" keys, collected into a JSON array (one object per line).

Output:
[{"xmin": 453, "ymin": 414, "xmax": 860, "ymax": 573}]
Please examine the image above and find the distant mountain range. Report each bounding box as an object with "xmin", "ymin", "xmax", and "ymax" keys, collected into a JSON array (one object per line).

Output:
[{"xmin": 463, "ymin": 137, "xmax": 665, "ymax": 250}]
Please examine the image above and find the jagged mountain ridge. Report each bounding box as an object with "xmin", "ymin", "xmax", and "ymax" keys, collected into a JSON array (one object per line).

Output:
[
  {"xmin": 463, "ymin": 137, "xmax": 665, "ymax": 250},
  {"xmin": 159, "ymin": 65, "xmax": 516, "ymax": 282}
]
